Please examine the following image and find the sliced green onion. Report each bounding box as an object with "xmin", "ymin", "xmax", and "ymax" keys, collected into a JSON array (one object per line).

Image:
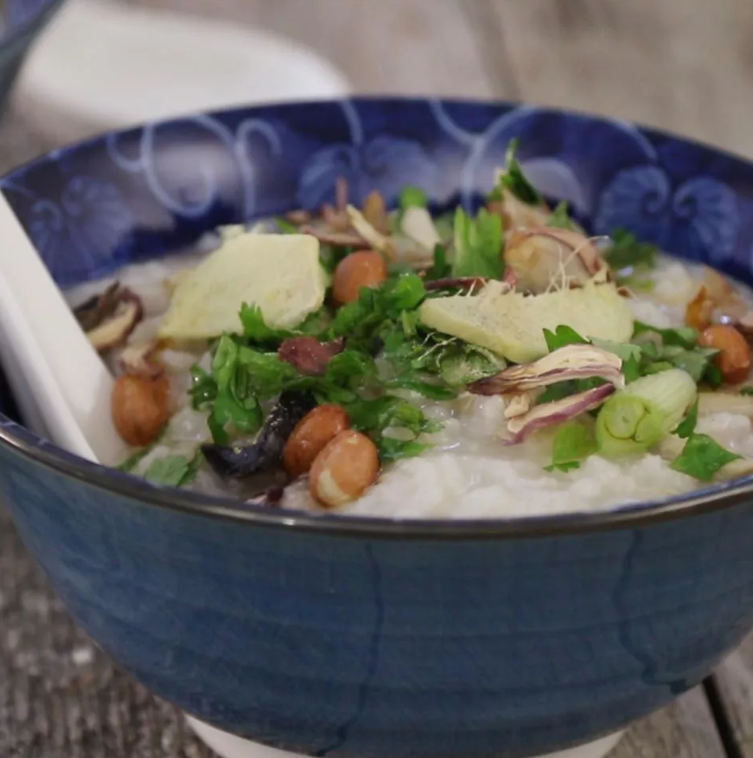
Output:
[{"xmin": 595, "ymin": 369, "xmax": 697, "ymax": 457}]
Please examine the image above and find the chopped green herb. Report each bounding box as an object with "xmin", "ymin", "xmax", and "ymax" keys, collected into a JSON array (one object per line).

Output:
[
  {"xmin": 674, "ymin": 399, "xmax": 699, "ymax": 439},
  {"xmin": 118, "ymin": 428, "xmax": 167, "ymax": 473},
  {"xmin": 543, "ymin": 325, "xmax": 588, "ymax": 352},
  {"xmin": 546, "ymin": 201, "xmax": 576, "ymax": 230},
  {"xmin": 345, "ymin": 394, "xmax": 440, "ymax": 461},
  {"xmin": 386, "ymin": 378, "xmax": 457, "ymax": 400},
  {"xmin": 493, "ymin": 138, "xmax": 544, "ymax": 205},
  {"xmin": 591, "ymin": 339, "xmax": 642, "ymax": 363},
  {"xmin": 537, "ymin": 381, "xmax": 579, "ymax": 404},
  {"xmin": 545, "ymin": 461, "xmax": 582, "ymax": 473},
  {"xmin": 622, "ymin": 355, "xmax": 642, "ymax": 383},
  {"xmin": 319, "ymin": 244, "xmax": 354, "ymax": 274},
  {"xmin": 275, "ymin": 217, "xmax": 299, "ymax": 234},
  {"xmin": 239, "ymin": 304, "xmax": 296, "ymax": 343},
  {"xmin": 452, "ymin": 207, "xmax": 504, "ymax": 279},
  {"xmin": 425, "ymin": 244, "xmax": 451, "ymax": 280},
  {"xmin": 653, "ymin": 345, "xmax": 718, "ymax": 383},
  {"xmin": 671, "ymin": 433, "xmax": 741, "ymax": 481},
  {"xmin": 378, "ymin": 438, "xmax": 431, "ymax": 463},
  {"xmin": 399, "ymin": 185, "xmax": 428, "ymax": 211},
  {"xmin": 143, "ymin": 450, "xmax": 203, "ymax": 488},
  {"xmin": 740, "ymin": 387, "xmax": 753, "ymax": 396},
  {"xmin": 633, "ymin": 321, "xmax": 698, "ymax": 349},
  {"xmin": 618, "ymin": 275, "xmax": 656, "ymax": 293},
  {"xmin": 208, "ymin": 336, "xmax": 267, "ymax": 443},
  {"xmin": 189, "ymin": 365, "xmax": 217, "ymax": 409},
  {"xmin": 545, "ymin": 419, "xmax": 597, "ymax": 473},
  {"xmin": 703, "ymin": 363, "xmax": 724, "ymax": 389},
  {"xmin": 327, "ymin": 272, "xmax": 426, "ymax": 347},
  {"xmin": 437, "ymin": 343, "xmax": 506, "ymax": 386},
  {"xmin": 604, "ymin": 229, "xmax": 658, "ymax": 272}
]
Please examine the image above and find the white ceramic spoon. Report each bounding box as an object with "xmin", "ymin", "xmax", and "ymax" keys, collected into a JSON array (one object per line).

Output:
[
  {"xmin": 0, "ymin": 191, "xmax": 125, "ymax": 464},
  {"xmin": 13, "ymin": 0, "xmax": 351, "ymax": 144}
]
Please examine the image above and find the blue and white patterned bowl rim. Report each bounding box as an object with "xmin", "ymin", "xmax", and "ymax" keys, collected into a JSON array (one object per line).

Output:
[{"xmin": 2, "ymin": 95, "xmax": 753, "ymax": 538}]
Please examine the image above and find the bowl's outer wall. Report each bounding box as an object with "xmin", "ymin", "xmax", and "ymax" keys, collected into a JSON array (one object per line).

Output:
[
  {"xmin": 3, "ymin": 98, "xmax": 753, "ymax": 757},
  {"xmin": 0, "ymin": 1, "xmax": 65, "ymax": 114},
  {"xmin": 4, "ymin": 443, "xmax": 753, "ymax": 758}
]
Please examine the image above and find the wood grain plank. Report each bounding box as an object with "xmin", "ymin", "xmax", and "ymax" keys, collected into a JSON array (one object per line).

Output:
[
  {"xmin": 482, "ymin": 0, "xmax": 753, "ymax": 158},
  {"xmin": 614, "ymin": 689, "xmax": 727, "ymax": 758},
  {"xmin": 712, "ymin": 638, "xmax": 753, "ymax": 757},
  {"xmin": 134, "ymin": 0, "xmax": 497, "ymax": 98}
]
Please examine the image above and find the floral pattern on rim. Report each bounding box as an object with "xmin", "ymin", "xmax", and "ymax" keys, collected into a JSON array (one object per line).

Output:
[
  {"xmin": 594, "ymin": 166, "xmax": 740, "ymax": 264},
  {"xmin": 1, "ymin": 97, "xmax": 750, "ymax": 286},
  {"xmin": 27, "ymin": 176, "xmax": 134, "ymax": 285}
]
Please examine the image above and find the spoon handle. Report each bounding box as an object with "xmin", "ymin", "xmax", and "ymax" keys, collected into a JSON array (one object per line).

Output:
[{"xmin": 0, "ymin": 192, "xmax": 125, "ymax": 464}]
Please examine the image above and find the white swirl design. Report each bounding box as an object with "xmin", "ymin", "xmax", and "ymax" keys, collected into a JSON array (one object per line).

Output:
[
  {"xmin": 595, "ymin": 166, "xmax": 740, "ymax": 262},
  {"xmin": 1, "ymin": 100, "xmax": 744, "ymax": 286},
  {"xmin": 107, "ymin": 114, "xmax": 282, "ymax": 219},
  {"xmin": 673, "ymin": 177, "xmax": 739, "ymax": 263}
]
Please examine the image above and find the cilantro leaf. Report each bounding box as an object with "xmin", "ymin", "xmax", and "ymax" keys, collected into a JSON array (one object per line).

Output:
[
  {"xmin": 604, "ymin": 229, "xmax": 658, "ymax": 272},
  {"xmin": 386, "ymin": 378, "xmax": 457, "ymax": 400},
  {"xmin": 590, "ymin": 339, "xmax": 642, "ymax": 363},
  {"xmin": 379, "ymin": 439, "xmax": 431, "ymax": 463},
  {"xmin": 425, "ymin": 244, "xmax": 451, "ymax": 280},
  {"xmin": 674, "ymin": 399, "xmax": 698, "ymax": 439},
  {"xmin": 328, "ymin": 273, "xmax": 426, "ymax": 344},
  {"xmin": 118, "ymin": 426, "xmax": 167, "ymax": 473},
  {"xmin": 654, "ymin": 345, "xmax": 718, "ymax": 383},
  {"xmin": 452, "ymin": 207, "xmax": 503, "ymax": 279},
  {"xmin": 633, "ymin": 321, "xmax": 698, "ymax": 349},
  {"xmin": 143, "ymin": 450, "xmax": 203, "ymax": 488},
  {"xmin": 495, "ymin": 139, "xmax": 544, "ymax": 205},
  {"xmin": 546, "ymin": 201, "xmax": 576, "ymax": 230},
  {"xmin": 438, "ymin": 344, "xmax": 506, "ymax": 386},
  {"xmin": 622, "ymin": 355, "xmax": 642, "ymax": 383},
  {"xmin": 381, "ymin": 326, "xmax": 503, "ymax": 392},
  {"xmin": 544, "ymin": 325, "xmax": 588, "ymax": 352},
  {"xmin": 546, "ymin": 419, "xmax": 597, "ymax": 472},
  {"xmin": 345, "ymin": 394, "xmax": 440, "ymax": 461},
  {"xmin": 240, "ymin": 304, "xmax": 328, "ymax": 344},
  {"xmin": 588, "ymin": 339, "xmax": 643, "ymax": 382},
  {"xmin": 537, "ymin": 381, "xmax": 579, "ymax": 404},
  {"xmin": 207, "ymin": 336, "xmax": 275, "ymax": 443},
  {"xmin": 319, "ymin": 244, "xmax": 354, "ymax": 274},
  {"xmin": 189, "ymin": 365, "xmax": 217, "ymax": 409},
  {"xmin": 239, "ymin": 304, "xmax": 296, "ymax": 343},
  {"xmin": 741, "ymin": 387, "xmax": 753, "ymax": 396},
  {"xmin": 399, "ymin": 185, "xmax": 428, "ymax": 211},
  {"xmin": 704, "ymin": 363, "xmax": 724, "ymax": 389},
  {"xmin": 275, "ymin": 217, "xmax": 299, "ymax": 234},
  {"xmin": 545, "ymin": 461, "xmax": 582, "ymax": 473},
  {"xmin": 671, "ymin": 433, "xmax": 741, "ymax": 481}
]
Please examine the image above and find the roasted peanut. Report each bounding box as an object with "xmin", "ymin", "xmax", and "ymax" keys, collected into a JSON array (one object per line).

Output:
[
  {"xmin": 699, "ymin": 325, "xmax": 752, "ymax": 385},
  {"xmin": 332, "ymin": 250, "xmax": 388, "ymax": 305},
  {"xmin": 309, "ymin": 430, "xmax": 380, "ymax": 508},
  {"xmin": 685, "ymin": 286, "xmax": 714, "ymax": 331},
  {"xmin": 283, "ymin": 405, "xmax": 350, "ymax": 478},
  {"xmin": 112, "ymin": 374, "xmax": 171, "ymax": 446}
]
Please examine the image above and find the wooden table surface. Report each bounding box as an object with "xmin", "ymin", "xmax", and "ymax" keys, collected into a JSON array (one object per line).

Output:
[{"xmin": 1, "ymin": 1, "xmax": 751, "ymax": 756}]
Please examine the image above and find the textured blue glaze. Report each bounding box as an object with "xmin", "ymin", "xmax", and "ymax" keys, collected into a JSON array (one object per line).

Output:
[{"xmin": 3, "ymin": 98, "xmax": 753, "ymax": 757}]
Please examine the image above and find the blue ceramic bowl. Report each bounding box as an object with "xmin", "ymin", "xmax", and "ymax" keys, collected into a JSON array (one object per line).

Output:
[
  {"xmin": 0, "ymin": 0, "xmax": 64, "ymax": 114},
  {"xmin": 2, "ymin": 98, "xmax": 753, "ymax": 758}
]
